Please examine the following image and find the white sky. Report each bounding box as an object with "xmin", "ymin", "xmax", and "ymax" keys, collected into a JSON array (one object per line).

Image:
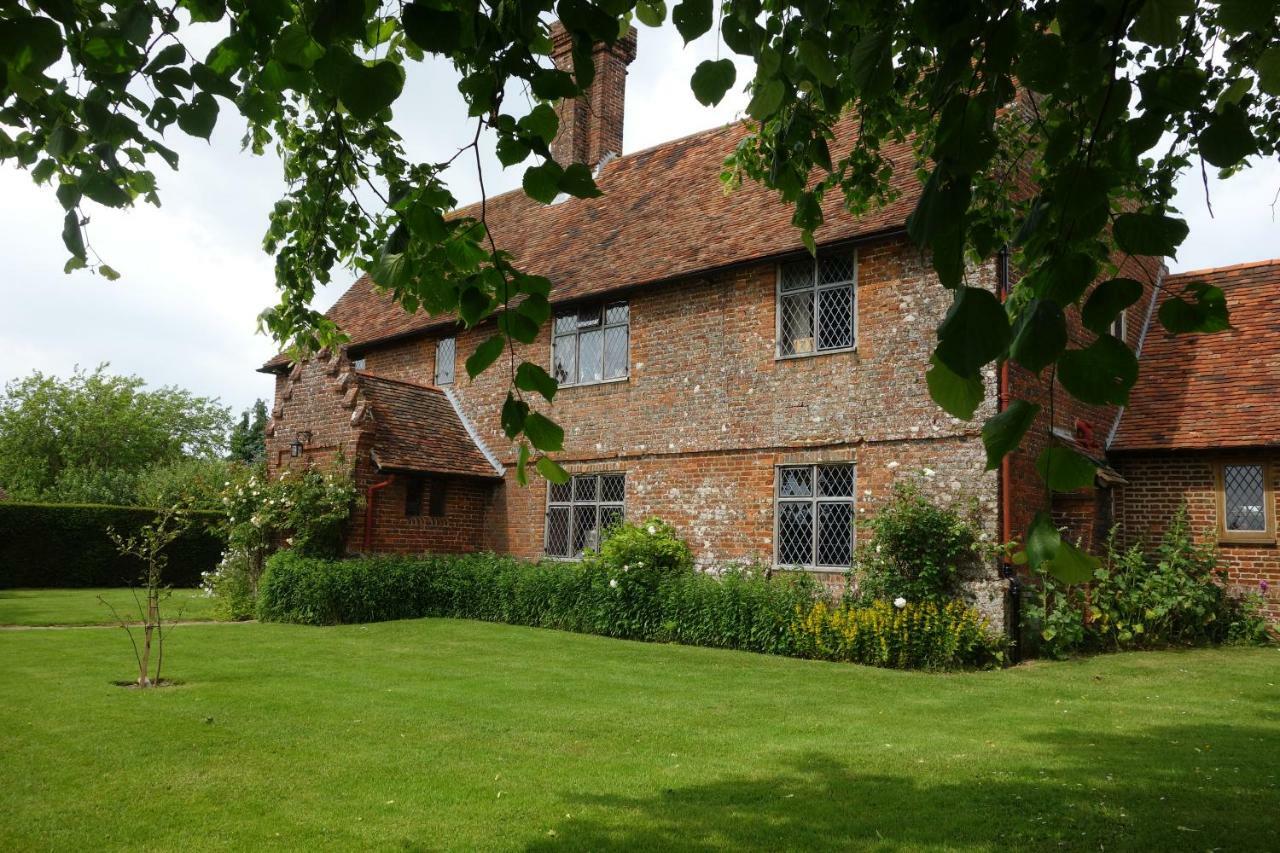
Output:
[{"xmin": 1, "ymin": 21, "xmax": 1277, "ymax": 415}]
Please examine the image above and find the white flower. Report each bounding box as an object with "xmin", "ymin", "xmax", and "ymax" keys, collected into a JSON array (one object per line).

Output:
[
  {"xmin": 887, "ymin": 461, "xmax": 899, "ymax": 469},
  {"xmin": 609, "ymin": 579, "xmax": 618, "ymax": 589},
  {"xmin": 875, "ymin": 544, "xmax": 882, "ymax": 553},
  {"xmin": 647, "ymin": 524, "xmax": 657, "ymax": 535},
  {"xmin": 893, "ymin": 597, "xmax": 907, "ymax": 609},
  {"xmin": 922, "ymin": 467, "xmax": 936, "ymax": 477}
]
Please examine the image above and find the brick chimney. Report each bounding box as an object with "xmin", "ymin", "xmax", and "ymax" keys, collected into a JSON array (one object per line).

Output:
[{"xmin": 548, "ymin": 22, "xmax": 638, "ymax": 170}]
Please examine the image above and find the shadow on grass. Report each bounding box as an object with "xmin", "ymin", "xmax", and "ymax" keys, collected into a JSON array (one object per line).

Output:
[{"xmin": 522, "ymin": 724, "xmax": 1280, "ymax": 851}]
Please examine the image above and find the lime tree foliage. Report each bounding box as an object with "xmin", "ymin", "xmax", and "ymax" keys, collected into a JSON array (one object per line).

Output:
[
  {"xmin": 2, "ymin": 0, "xmax": 1277, "ymax": 579},
  {"xmin": 0, "ymin": 365, "xmax": 231, "ymax": 504}
]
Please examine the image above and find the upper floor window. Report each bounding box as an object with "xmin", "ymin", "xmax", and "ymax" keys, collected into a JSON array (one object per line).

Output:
[
  {"xmin": 775, "ymin": 464, "xmax": 855, "ymax": 569},
  {"xmin": 1111, "ymin": 310, "xmax": 1127, "ymax": 343},
  {"xmin": 777, "ymin": 252, "xmax": 856, "ymax": 358},
  {"xmin": 1217, "ymin": 462, "xmax": 1274, "ymax": 542},
  {"xmin": 435, "ymin": 337, "xmax": 456, "ymax": 385},
  {"xmin": 553, "ymin": 302, "xmax": 629, "ymax": 386},
  {"xmin": 352, "ymin": 357, "xmax": 367, "ymax": 370},
  {"xmin": 545, "ymin": 473, "xmax": 625, "ymax": 557}
]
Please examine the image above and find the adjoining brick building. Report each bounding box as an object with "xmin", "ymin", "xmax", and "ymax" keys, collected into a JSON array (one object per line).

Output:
[{"xmin": 262, "ymin": 28, "xmax": 1278, "ymax": 628}]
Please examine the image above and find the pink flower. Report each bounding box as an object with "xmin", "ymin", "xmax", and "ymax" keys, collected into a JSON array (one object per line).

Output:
[{"xmin": 1260, "ymin": 580, "xmax": 1270, "ymax": 594}]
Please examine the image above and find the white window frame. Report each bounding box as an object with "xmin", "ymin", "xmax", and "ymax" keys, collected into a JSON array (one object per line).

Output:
[
  {"xmin": 773, "ymin": 463, "xmax": 856, "ymax": 570},
  {"xmin": 1110, "ymin": 309, "xmax": 1127, "ymax": 343},
  {"xmin": 551, "ymin": 301, "xmax": 630, "ymax": 388},
  {"xmin": 544, "ymin": 473, "xmax": 626, "ymax": 558},
  {"xmin": 435, "ymin": 337, "xmax": 456, "ymax": 386},
  {"xmin": 775, "ymin": 249, "xmax": 858, "ymax": 360}
]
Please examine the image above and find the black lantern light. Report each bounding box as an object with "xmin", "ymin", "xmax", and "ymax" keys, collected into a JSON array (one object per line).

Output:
[{"xmin": 290, "ymin": 430, "xmax": 313, "ymax": 458}]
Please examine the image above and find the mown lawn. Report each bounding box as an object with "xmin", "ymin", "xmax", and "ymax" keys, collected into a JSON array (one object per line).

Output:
[
  {"xmin": 1, "ymin": 616, "xmax": 1276, "ymax": 852},
  {"xmin": 0, "ymin": 587, "xmax": 216, "ymax": 626}
]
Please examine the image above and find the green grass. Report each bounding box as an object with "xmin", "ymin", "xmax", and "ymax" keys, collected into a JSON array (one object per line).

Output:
[
  {"xmin": 0, "ymin": 588, "xmax": 217, "ymax": 626},
  {"xmin": 1, "ymin": 619, "xmax": 1276, "ymax": 852}
]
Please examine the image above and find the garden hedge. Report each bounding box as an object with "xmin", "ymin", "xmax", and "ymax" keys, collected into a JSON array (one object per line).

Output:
[
  {"xmin": 258, "ymin": 551, "xmax": 1006, "ymax": 670},
  {"xmin": 0, "ymin": 502, "xmax": 225, "ymax": 588}
]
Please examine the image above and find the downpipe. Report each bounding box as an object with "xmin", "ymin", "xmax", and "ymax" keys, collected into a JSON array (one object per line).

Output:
[
  {"xmin": 997, "ymin": 246, "xmax": 1023, "ymax": 664},
  {"xmin": 363, "ymin": 475, "xmax": 395, "ymax": 552}
]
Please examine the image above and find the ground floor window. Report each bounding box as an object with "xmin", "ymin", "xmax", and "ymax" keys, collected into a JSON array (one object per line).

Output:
[
  {"xmin": 775, "ymin": 464, "xmax": 855, "ymax": 568},
  {"xmin": 545, "ymin": 473, "xmax": 625, "ymax": 557},
  {"xmin": 1217, "ymin": 461, "xmax": 1274, "ymax": 542}
]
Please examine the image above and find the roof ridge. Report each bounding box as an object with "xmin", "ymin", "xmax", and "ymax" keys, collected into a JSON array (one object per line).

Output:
[
  {"xmin": 354, "ymin": 370, "xmax": 446, "ymax": 395},
  {"xmin": 1167, "ymin": 257, "xmax": 1280, "ymax": 279}
]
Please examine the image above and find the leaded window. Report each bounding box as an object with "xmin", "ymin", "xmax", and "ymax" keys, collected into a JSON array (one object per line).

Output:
[
  {"xmin": 775, "ymin": 464, "xmax": 855, "ymax": 568},
  {"xmin": 435, "ymin": 337, "xmax": 455, "ymax": 385},
  {"xmin": 545, "ymin": 473, "xmax": 625, "ymax": 557},
  {"xmin": 777, "ymin": 252, "xmax": 856, "ymax": 357},
  {"xmin": 553, "ymin": 302, "xmax": 629, "ymax": 386},
  {"xmin": 1220, "ymin": 463, "xmax": 1271, "ymax": 539}
]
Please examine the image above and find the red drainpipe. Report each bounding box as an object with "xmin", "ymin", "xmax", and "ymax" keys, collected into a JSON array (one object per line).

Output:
[
  {"xmin": 363, "ymin": 475, "xmax": 395, "ymax": 552},
  {"xmin": 997, "ymin": 246, "xmax": 1022, "ymax": 663}
]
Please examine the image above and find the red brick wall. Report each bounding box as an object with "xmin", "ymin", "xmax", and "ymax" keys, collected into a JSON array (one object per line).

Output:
[
  {"xmin": 1112, "ymin": 450, "xmax": 1280, "ymax": 620},
  {"xmin": 356, "ymin": 234, "xmax": 1002, "ymax": 573}
]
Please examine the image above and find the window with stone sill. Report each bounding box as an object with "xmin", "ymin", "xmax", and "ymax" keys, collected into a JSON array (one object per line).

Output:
[
  {"xmin": 1217, "ymin": 462, "xmax": 1274, "ymax": 542},
  {"xmin": 435, "ymin": 336, "xmax": 455, "ymax": 386},
  {"xmin": 775, "ymin": 464, "xmax": 855, "ymax": 569},
  {"xmin": 545, "ymin": 473, "xmax": 625, "ymax": 558},
  {"xmin": 552, "ymin": 302, "xmax": 629, "ymax": 387},
  {"xmin": 777, "ymin": 251, "xmax": 857, "ymax": 358}
]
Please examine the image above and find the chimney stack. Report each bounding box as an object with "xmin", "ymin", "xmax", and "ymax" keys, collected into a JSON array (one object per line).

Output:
[{"xmin": 548, "ymin": 22, "xmax": 638, "ymax": 171}]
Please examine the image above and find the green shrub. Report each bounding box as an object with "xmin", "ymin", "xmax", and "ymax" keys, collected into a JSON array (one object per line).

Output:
[
  {"xmin": 0, "ymin": 502, "xmax": 224, "ymax": 588},
  {"xmin": 852, "ymin": 480, "xmax": 1000, "ymax": 605},
  {"xmin": 1026, "ymin": 506, "xmax": 1273, "ymax": 658},
  {"xmin": 258, "ymin": 549, "xmax": 1004, "ymax": 670}
]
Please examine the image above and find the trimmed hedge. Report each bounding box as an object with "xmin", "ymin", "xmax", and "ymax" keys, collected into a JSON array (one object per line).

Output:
[
  {"xmin": 0, "ymin": 502, "xmax": 225, "ymax": 588},
  {"xmin": 258, "ymin": 552, "xmax": 1006, "ymax": 669}
]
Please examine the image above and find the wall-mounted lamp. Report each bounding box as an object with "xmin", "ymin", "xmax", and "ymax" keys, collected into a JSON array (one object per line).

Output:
[{"xmin": 289, "ymin": 430, "xmax": 313, "ymax": 458}]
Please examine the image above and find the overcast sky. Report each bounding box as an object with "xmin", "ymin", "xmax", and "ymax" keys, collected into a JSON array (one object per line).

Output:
[{"xmin": 2, "ymin": 21, "xmax": 1277, "ymax": 416}]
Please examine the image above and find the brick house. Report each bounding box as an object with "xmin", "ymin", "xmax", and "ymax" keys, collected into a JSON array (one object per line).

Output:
[{"xmin": 261, "ymin": 28, "xmax": 1278, "ymax": 627}]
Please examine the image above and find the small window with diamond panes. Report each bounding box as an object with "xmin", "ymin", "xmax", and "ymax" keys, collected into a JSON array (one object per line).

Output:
[
  {"xmin": 1218, "ymin": 462, "xmax": 1273, "ymax": 541},
  {"xmin": 545, "ymin": 473, "xmax": 625, "ymax": 557},
  {"xmin": 775, "ymin": 464, "xmax": 855, "ymax": 569},
  {"xmin": 777, "ymin": 252, "xmax": 856, "ymax": 357}
]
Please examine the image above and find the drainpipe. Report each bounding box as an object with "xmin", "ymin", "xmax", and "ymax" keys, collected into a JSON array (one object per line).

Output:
[
  {"xmin": 996, "ymin": 246, "xmax": 1023, "ymax": 663},
  {"xmin": 363, "ymin": 474, "xmax": 395, "ymax": 552}
]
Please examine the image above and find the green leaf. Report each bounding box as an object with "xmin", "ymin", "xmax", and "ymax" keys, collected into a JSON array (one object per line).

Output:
[
  {"xmin": 501, "ymin": 393, "xmax": 529, "ymax": 438},
  {"xmin": 1046, "ymin": 540, "xmax": 1099, "ymax": 585},
  {"xmin": 1026, "ymin": 511, "xmax": 1061, "ymax": 572},
  {"xmin": 518, "ymin": 103, "xmax": 558, "ymax": 145},
  {"xmin": 1158, "ymin": 281, "xmax": 1230, "ymax": 334},
  {"xmin": 524, "ymin": 412, "xmax": 564, "ymax": 452},
  {"xmin": 1113, "ymin": 212, "xmax": 1188, "ymax": 257},
  {"xmin": 635, "ymin": 0, "xmax": 667, "ymax": 27},
  {"xmin": 1036, "ymin": 446, "xmax": 1098, "ymax": 492},
  {"xmin": 1040, "ymin": 252, "xmax": 1099, "ymax": 305},
  {"xmin": 905, "ymin": 171, "xmax": 970, "ymax": 287},
  {"xmin": 1257, "ymin": 47, "xmax": 1280, "ymax": 97},
  {"xmin": 849, "ymin": 31, "xmax": 892, "ymax": 96},
  {"xmin": 536, "ymin": 455, "xmax": 570, "ymax": 485},
  {"xmin": 498, "ymin": 310, "xmax": 540, "ymax": 345},
  {"xmin": 515, "ymin": 362, "xmax": 558, "ymax": 402},
  {"xmin": 402, "ymin": 3, "xmax": 463, "ymax": 54},
  {"xmin": 798, "ymin": 39, "xmax": 837, "ymax": 87},
  {"xmin": 458, "ymin": 287, "xmax": 493, "ymax": 327},
  {"xmin": 1082, "ymin": 278, "xmax": 1144, "ymax": 335},
  {"xmin": 145, "ymin": 43, "xmax": 187, "ymax": 74},
  {"xmin": 936, "ymin": 287, "xmax": 1011, "ymax": 376},
  {"xmin": 466, "ymin": 335, "xmax": 505, "ymax": 379},
  {"xmin": 746, "ymin": 77, "xmax": 784, "ymax": 120},
  {"xmin": 982, "ymin": 399, "xmax": 1040, "ymax": 471},
  {"xmin": 273, "ymin": 23, "xmax": 325, "ymax": 69},
  {"xmin": 691, "ymin": 59, "xmax": 736, "ymax": 106},
  {"xmin": 672, "ymin": 0, "xmax": 713, "ymax": 43},
  {"xmin": 495, "ymin": 135, "xmax": 532, "ymax": 167},
  {"xmin": 98, "ymin": 264, "xmax": 120, "ymax": 281},
  {"xmin": 1058, "ymin": 335, "xmax": 1139, "ymax": 406},
  {"xmin": 558, "ymin": 163, "xmax": 601, "ymax": 198},
  {"xmin": 926, "ymin": 354, "xmax": 983, "ymax": 421},
  {"xmin": 176, "ymin": 92, "xmax": 218, "ymax": 139},
  {"xmin": 1015, "ymin": 33, "xmax": 1067, "ymax": 93},
  {"xmin": 1, "ymin": 15, "xmax": 63, "ymax": 74},
  {"xmin": 522, "ymin": 161, "xmax": 563, "ymax": 204},
  {"xmin": 61, "ymin": 211, "xmax": 85, "ymax": 259},
  {"xmin": 1130, "ymin": 0, "xmax": 1193, "ymax": 47},
  {"xmin": 1198, "ymin": 103, "xmax": 1256, "ymax": 168},
  {"xmin": 1009, "ymin": 299, "xmax": 1067, "ymax": 374},
  {"xmin": 340, "ymin": 60, "xmax": 405, "ymax": 122},
  {"xmin": 515, "ymin": 442, "xmax": 530, "ymax": 487}
]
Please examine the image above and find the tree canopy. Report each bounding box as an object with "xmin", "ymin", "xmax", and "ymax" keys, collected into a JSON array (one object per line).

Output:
[
  {"xmin": 2, "ymin": 0, "xmax": 1277, "ymax": 577},
  {"xmin": 0, "ymin": 365, "xmax": 231, "ymax": 504}
]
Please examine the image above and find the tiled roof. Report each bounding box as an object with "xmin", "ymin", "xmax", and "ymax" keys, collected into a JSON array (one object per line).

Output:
[
  {"xmin": 1112, "ymin": 258, "xmax": 1280, "ymax": 451},
  {"xmin": 357, "ymin": 373, "xmax": 502, "ymax": 478},
  {"xmin": 265, "ymin": 114, "xmax": 917, "ymax": 368}
]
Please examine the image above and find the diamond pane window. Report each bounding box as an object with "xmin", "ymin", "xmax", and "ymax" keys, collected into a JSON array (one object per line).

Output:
[
  {"xmin": 552, "ymin": 301, "xmax": 629, "ymax": 385},
  {"xmin": 434, "ymin": 337, "xmax": 456, "ymax": 385},
  {"xmin": 1222, "ymin": 464, "xmax": 1268, "ymax": 534},
  {"xmin": 777, "ymin": 252, "xmax": 856, "ymax": 357},
  {"xmin": 546, "ymin": 473, "xmax": 625, "ymax": 557},
  {"xmin": 776, "ymin": 464, "xmax": 855, "ymax": 568}
]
